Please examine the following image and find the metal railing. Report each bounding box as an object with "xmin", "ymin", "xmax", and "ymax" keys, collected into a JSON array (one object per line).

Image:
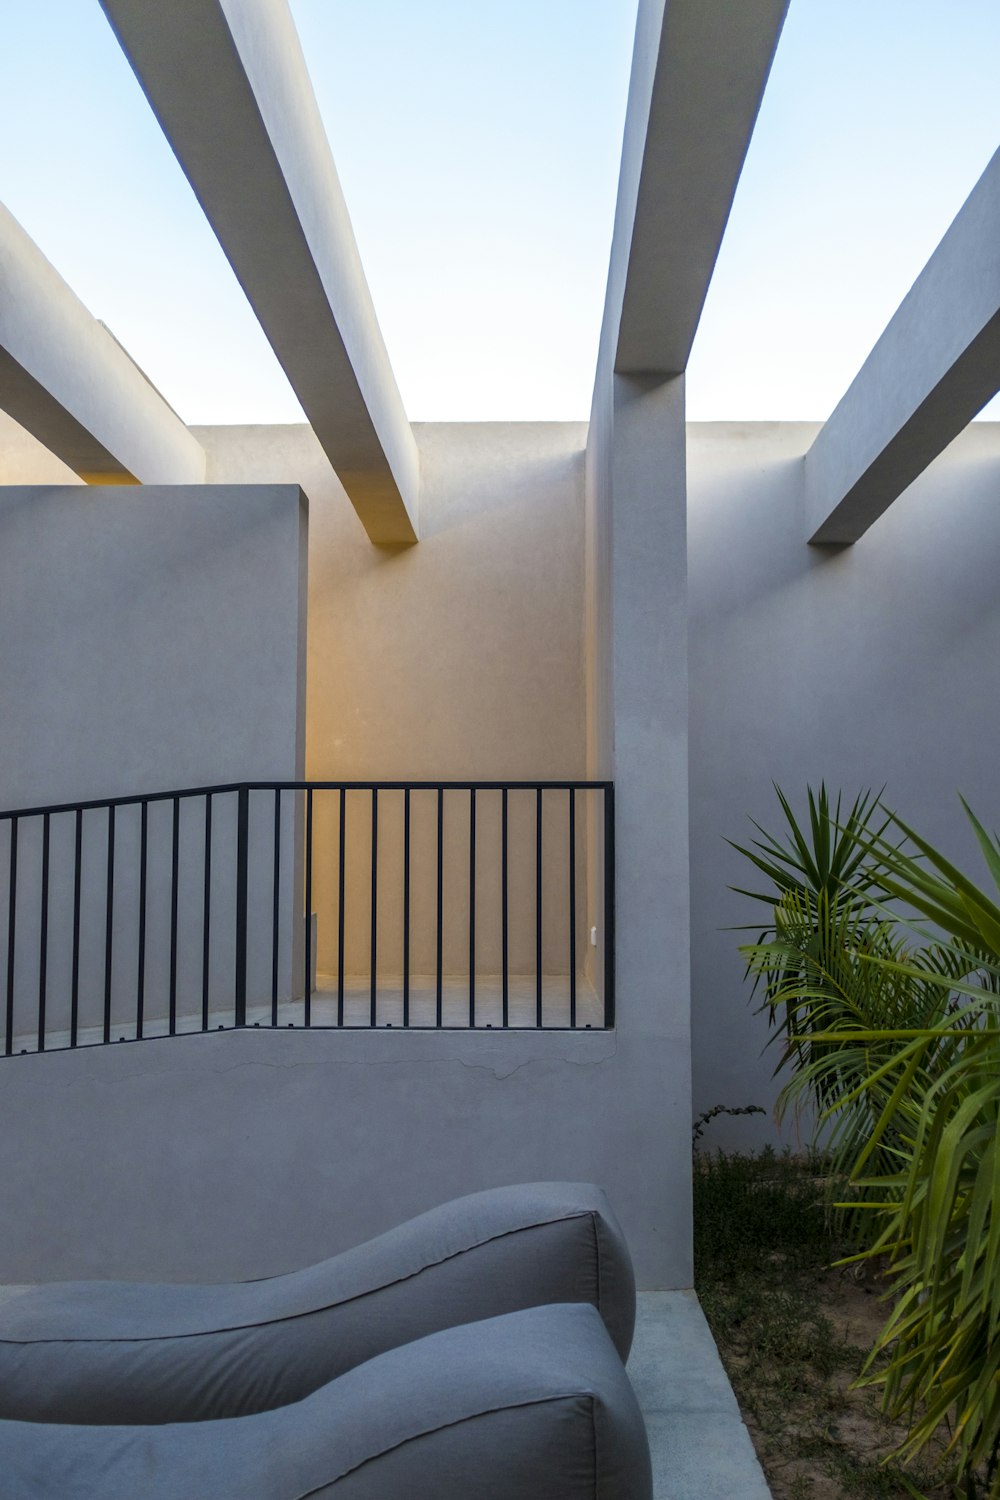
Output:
[{"xmin": 0, "ymin": 781, "xmax": 615, "ymax": 1055}]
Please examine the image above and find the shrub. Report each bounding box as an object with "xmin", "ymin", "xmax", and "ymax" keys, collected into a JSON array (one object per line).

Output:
[{"xmin": 732, "ymin": 789, "xmax": 1000, "ymax": 1496}]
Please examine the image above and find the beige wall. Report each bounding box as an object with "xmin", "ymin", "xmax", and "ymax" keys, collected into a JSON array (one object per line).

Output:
[
  {"xmin": 0, "ymin": 420, "xmax": 591, "ymax": 986},
  {"xmin": 195, "ymin": 423, "xmax": 586, "ymax": 778},
  {"xmin": 194, "ymin": 423, "xmax": 591, "ymax": 981},
  {"xmin": 0, "ymin": 410, "xmax": 82, "ymax": 485}
]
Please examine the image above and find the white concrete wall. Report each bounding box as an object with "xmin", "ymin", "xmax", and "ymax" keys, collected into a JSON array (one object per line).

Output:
[
  {"xmin": 0, "ymin": 483, "xmax": 307, "ymax": 1040},
  {"xmin": 2, "ymin": 409, "xmax": 992, "ymax": 1280},
  {"xmin": 585, "ymin": 370, "xmax": 694, "ymax": 1288},
  {"xmin": 0, "ymin": 1023, "xmax": 632, "ymax": 1283},
  {"xmin": 0, "ymin": 484, "xmax": 306, "ymax": 808},
  {"xmin": 8, "ymin": 418, "xmax": 991, "ymax": 1278},
  {"xmin": 688, "ymin": 421, "xmax": 1000, "ymax": 1149},
  {"xmin": 0, "ymin": 422, "xmax": 694, "ymax": 1289}
]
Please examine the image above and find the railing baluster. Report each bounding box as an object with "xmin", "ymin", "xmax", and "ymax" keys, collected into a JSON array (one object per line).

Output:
[
  {"xmin": 469, "ymin": 788, "xmax": 476, "ymax": 1026},
  {"xmin": 0, "ymin": 777, "xmax": 615, "ymax": 1053},
  {"xmin": 436, "ymin": 787, "xmax": 444, "ymax": 1027},
  {"xmin": 70, "ymin": 809, "xmax": 82, "ymax": 1048},
  {"xmin": 201, "ymin": 793, "xmax": 212, "ymax": 1031},
  {"xmin": 271, "ymin": 788, "xmax": 281, "ymax": 1027},
  {"xmin": 337, "ymin": 787, "xmax": 345, "ymax": 1026},
  {"xmin": 6, "ymin": 817, "xmax": 17, "ymax": 1056},
  {"xmin": 603, "ymin": 784, "xmax": 615, "ymax": 1028},
  {"xmin": 370, "ymin": 789, "xmax": 378, "ymax": 1026},
  {"xmin": 235, "ymin": 786, "xmax": 249, "ymax": 1028},
  {"xmin": 103, "ymin": 805, "xmax": 115, "ymax": 1045},
  {"xmin": 402, "ymin": 787, "xmax": 410, "ymax": 1027},
  {"xmin": 569, "ymin": 787, "xmax": 577, "ymax": 1028},
  {"xmin": 535, "ymin": 787, "xmax": 543, "ymax": 1028},
  {"xmin": 304, "ymin": 788, "xmax": 313, "ymax": 1026},
  {"xmin": 501, "ymin": 789, "xmax": 508, "ymax": 1028},
  {"xmin": 169, "ymin": 796, "xmax": 179, "ymax": 1035},
  {"xmin": 136, "ymin": 801, "xmax": 148, "ymax": 1040},
  {"xmin": 37, "ymin": 813, "xmax": 50, "ymax": 1052}
]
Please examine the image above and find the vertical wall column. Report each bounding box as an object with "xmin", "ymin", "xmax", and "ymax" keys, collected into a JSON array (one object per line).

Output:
[{"xmin": 587, "ymin": 370, "xmax": 692, "ymax": 1285}]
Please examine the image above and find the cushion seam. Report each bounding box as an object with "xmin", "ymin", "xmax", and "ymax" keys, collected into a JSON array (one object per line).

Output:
[
  {"xmin": 0, "ymin": 1211, "xmax": 597, "ymax": 1346},
  {"xmin": 290, "ymin": 1392, "xmax": 593, "ymax": 1499}
]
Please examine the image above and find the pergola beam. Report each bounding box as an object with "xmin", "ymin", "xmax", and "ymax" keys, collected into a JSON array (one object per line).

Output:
[
  {"xmin": 806, "ymin": 147, "xmax": 1000, "ymax": 546},
  {"xmin": 0, "ymin": 203, "xmax": 206, "ymax": 485},
  {"xmin": 101, "ymin": 0, "xmax": 419, "ymax": 545},
  {"xmin": 606, "ymin": 0, "xmax": 789, "ymax": 378}
]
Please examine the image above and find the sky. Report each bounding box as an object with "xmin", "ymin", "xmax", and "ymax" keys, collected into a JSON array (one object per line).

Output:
[{"xmin": 1, "ymin": 1, "xmax": 998, "ymax": 426}]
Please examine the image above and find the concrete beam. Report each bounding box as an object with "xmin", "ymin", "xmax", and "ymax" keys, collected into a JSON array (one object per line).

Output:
[
  {"xmin": 806, "ymin": 148, "xmax": 1000, "ymax": 545},
  {"xmin": 0, "ymin": 203, "xmax": 206, "ymax": 484},
  {"xmin": 101, "ymin": 0, "xmax": 419, "ymax": 545},
  {"xmin": 605, "ymin": 0, "xmax": 788, "ymax": 377}
]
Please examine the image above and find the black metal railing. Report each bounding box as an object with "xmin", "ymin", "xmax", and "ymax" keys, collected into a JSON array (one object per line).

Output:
[{"xmin": 0, "ymin": 781, "xmax": 615, "ymax": 1055}]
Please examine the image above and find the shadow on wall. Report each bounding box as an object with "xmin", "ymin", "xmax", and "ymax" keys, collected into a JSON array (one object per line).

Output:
[{"xmin": 687, "ymin": 422, "xmax": 1000, "ymax": 1153}]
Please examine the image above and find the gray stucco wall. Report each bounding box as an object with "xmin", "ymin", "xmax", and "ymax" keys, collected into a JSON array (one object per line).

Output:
[
  {"xmin": 0, "ymin": 426, "xmax": 692, "ymax": 1291},
  {"xmin": 0, "ymin": 1023, "xmax": 664, "ymax": 1285},
  {"xmin": 585, "ymin": 373, "xmax": 694, "ymax": 1288},
  {"xmin": 8, "ymin": 421, "xmax": 991, "ymax": 1285},
  {"xmin": 688, "ymin": 421, "xmax": 1000, "ymax": 1150},
  {"xmin": 0, "ymin": 483, "xmax": 307, "ymax": 808},
  {"xmin": 0, "ymin": 483, "xmax": 308, "ymax": 1041}
]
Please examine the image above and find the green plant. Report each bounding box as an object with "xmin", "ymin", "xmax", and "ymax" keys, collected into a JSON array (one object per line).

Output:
[
  {"xmin": 730, "ymin": 786, "xmax": 949, "ymax": 1229},
  {"xmin": 732, "ymin": 788, "xmax": 1000, "ymax": 1496},
  {"xmin": 692, "ymin": 1102, "xmax": 766, "ymax": 1145},
  {"xmin": 694, "ymin": 1145, "xmax": 830, "ymax": 1281},
  {"xmin": 823, "ymin": 803, "xmax": 1000, "ymax": 1496},
  {"xmin": 694, "ymin": 1149, "xmax": 952, "ymax": 1498}
]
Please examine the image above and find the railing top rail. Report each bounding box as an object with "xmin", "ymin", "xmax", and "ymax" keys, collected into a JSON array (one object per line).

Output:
[{"xmin": 0, "ymin": 779, "xmax": 614, "ymax": 823}]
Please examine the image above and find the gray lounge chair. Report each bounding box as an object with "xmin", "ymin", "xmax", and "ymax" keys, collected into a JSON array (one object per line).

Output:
[
  {"xmin": 0, "ymin": 1304, "xmax": 652, "ymax": 1500},
  {"xmin": 0, "ymin": 1182, "xmax": 635, "ymax": 1424}
]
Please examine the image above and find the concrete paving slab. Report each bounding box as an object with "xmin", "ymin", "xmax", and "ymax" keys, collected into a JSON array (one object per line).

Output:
[{"xmin": 628, "ymin": 1290, "xmax": 772, "ymax": 1499}]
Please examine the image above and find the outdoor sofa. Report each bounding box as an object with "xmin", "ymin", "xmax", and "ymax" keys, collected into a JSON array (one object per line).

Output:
[
  {"xmin": 1, "ymin": 1303, "xmax": 651, "ymax": 1499},
  {"xmin": 0, "ymin": 1181, "xmax": 635, "ymax": 1424},
  {"xmin": 0, "ymin": 1183, "xmax": 651, "ymax": 1498}
]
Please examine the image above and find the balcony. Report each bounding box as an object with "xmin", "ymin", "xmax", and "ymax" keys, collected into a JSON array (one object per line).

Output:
[{"xmin": 1, "ymin": 780, "xmax": 614, "ymax": 1056}]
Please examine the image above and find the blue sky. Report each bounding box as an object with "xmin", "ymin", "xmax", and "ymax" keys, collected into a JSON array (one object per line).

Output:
[
  {"xmin": 1, "ymin": 2, "xmax": 998, "ymax": 424},
  {"xmin": 686, "ymin": 0, "xmax": 1000, "ymax": 421}
]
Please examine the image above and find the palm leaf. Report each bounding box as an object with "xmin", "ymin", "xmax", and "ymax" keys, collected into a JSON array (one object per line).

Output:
[{"xmin": 730, "ymin": 788, "xmax": 1000, "ymax": 1494}]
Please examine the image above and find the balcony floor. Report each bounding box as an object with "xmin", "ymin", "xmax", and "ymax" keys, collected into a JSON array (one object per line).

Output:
[
  {"xmin": 6, "ymin": 972, "xmax": 604, "ymax": 1054},
  {"xmin": 311, "ymin": 970, "xmax": 604, "ymax": 1029}
]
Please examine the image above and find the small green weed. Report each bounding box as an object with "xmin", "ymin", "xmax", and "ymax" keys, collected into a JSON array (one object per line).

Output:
[{"xmin": 695, "ymin": 1143, "xmax": 829, "ymax": 1282}]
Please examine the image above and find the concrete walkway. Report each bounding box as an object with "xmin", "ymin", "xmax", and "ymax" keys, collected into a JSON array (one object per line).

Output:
[{"xmin": 628, "ymin": 1291, "xmax": 772, "ymax": 1499}]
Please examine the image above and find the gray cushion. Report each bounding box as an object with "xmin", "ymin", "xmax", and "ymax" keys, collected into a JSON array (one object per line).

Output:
[
  {"xmin": 0, "ymin": 1304, "xmax": 652, "ymax": 1500},
  {"xmin": 0, "ymin": 1182, "xmax": 635, "ymax": 1423}
]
